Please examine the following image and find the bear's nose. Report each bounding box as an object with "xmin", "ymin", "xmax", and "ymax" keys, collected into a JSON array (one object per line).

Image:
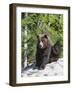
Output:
[{"xmin": 40, "ymin": 41, "xmax": 43, "ymax": 48}]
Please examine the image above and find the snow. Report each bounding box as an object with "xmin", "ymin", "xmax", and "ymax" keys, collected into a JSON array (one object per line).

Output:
[{"xmin": 21, "ymin": 58, "xmax": 64, "ymax": 77}]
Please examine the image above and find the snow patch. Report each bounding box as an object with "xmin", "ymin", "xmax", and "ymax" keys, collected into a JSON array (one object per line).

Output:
[{"xmin": 21, "ymin": 58, "xmax": 64, "ymax": 77}]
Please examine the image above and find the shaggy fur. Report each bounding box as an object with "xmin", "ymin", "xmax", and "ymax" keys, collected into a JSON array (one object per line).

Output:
[
  {"xmin": 36, "ymin": 35, "xmax": 51, "ymax": 69},
  {"xmin": 36, "ymin": 34, "xmax": 62, "ymax": 70}
]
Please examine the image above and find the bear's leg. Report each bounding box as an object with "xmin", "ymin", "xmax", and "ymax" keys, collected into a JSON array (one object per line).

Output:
[
  {"xmin": 39, "ymin": 56, "xmax": 48, "ymax": 70},
  {"xmin": 36, "ymin": 55, "xmax": 39, "ymax": 67},
  {"xmin": 36, "ymin": 56, "xmax": 42, "ymax": 69}
]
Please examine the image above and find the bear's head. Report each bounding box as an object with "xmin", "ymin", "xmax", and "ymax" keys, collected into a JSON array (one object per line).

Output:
[{"xmin": 37, "ymin": 34, "xmax": 48, "ymax": 49}]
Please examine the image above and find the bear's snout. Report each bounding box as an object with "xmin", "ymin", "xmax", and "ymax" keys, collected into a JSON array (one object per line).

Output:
[{"xmin": 39, "ymin": 41, "xmax": 44, "ymax": 48}]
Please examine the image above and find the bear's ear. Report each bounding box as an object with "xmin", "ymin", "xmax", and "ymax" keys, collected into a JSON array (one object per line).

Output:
[
  {"xmin": 37, "ymin": 35, "xmax": 40, "ymax": 40},
  {"xmin": 44, "ymin": 34, "xmax": 48, "ymax": 39},
  {"xmin": 37, "ymin": 35, "xmax": 39, "ymax": 38}
]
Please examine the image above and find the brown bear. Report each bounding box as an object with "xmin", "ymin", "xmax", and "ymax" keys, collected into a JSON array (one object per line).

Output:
[
  {"xmin": 36, "ymin": 34, "xmax": 51, "ymax": 70},
  {"xmin": 36, "ymin": 34, "xmax": 62, "ymax": 70}
]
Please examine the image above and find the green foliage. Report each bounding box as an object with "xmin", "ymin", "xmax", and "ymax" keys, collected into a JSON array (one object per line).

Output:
[{"xmin": 21, "ymin": 13, "xmax": 63, "ymax": 64}]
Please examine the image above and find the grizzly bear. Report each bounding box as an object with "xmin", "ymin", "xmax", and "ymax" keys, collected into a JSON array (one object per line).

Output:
[
  {"xmin": 36, "ymin": 34, "xmax": 62, "ymax": 70},
  {"xmin": 36, "ymin": 34, "xmax": 51, "ymax": 70}
]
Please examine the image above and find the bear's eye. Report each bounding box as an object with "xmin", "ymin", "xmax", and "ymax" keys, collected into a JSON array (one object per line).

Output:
[{"xmin": 41, "ymin": 39, "xmax": 45, "ymax": 42}]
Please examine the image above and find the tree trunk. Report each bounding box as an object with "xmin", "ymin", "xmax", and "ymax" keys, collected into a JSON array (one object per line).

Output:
[{"xmin": 24, "ymin": 13, "xmax": 28, "ymax": 68}]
